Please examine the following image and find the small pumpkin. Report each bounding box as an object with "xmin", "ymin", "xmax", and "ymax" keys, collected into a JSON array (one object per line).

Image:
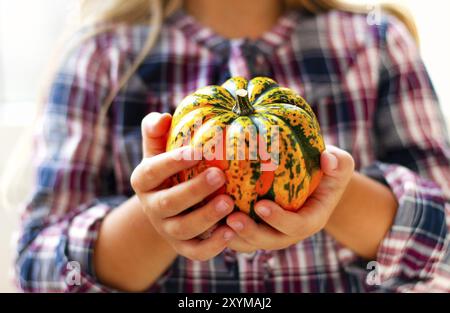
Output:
[{"xmin": 166, "ymin": 77, "xmax": 325, "ymax": 219}]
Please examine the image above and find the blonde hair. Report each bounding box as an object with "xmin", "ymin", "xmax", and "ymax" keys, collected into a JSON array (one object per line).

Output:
[{"xmin": 0, "ymin": 0, "xmax": 418, "ymax": 209}]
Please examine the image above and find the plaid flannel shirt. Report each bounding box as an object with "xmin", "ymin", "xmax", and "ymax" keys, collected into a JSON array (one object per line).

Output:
[{"xmin": 15, "ymin": 8, "xmax": 450, "ymax": 292}]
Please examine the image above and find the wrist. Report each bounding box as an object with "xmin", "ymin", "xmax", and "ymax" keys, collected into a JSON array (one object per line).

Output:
[
  {"xmin": 323, "ymin": 172, "xmax": 397, "ymax": 259},
  {"xmin": 324, "ymin": 172, "xmax": 357, "ymax": 231},
  {"xmin": 94, "ymin": 195, "xmax": 177, "ymax": 291}
]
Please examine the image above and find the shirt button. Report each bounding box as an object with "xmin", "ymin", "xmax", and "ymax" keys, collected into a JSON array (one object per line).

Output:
[
  {"xmin": 267, "ymin": 257, "xmax": 276, "ymax": 269},
  {"xmin": 241, "ymin": 251, "xmax": 257, "ymax": 260}
]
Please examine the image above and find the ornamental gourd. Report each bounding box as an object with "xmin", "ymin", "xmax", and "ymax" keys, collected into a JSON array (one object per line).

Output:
[{"xmin": 166, "ymin": 77, "xmax": 325, "ymax": 219}]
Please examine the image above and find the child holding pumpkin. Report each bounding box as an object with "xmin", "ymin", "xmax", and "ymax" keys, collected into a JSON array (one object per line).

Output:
[{"xmin": 15, "ymin": 0, "xmax": 450, "ymax": 292}]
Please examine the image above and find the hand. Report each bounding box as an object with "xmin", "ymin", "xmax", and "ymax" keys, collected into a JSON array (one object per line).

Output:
[
  {"xmin": 225, "ymin": 145, "xmax": 355, "ymax": 253},
  {"xmin": 130, "ymin": 112, "xmax": 236, "ymax": 261}
]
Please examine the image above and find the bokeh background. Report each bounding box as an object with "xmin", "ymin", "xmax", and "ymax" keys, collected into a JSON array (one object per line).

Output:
[{"xmin": 0, "ymin": 0, "xmax": 449, "ymax": 292}]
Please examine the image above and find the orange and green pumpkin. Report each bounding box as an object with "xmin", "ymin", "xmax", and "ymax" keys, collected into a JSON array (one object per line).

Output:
[{"xmin": 166, "ymin": 77, "xmax": 325, "ymax": 219}]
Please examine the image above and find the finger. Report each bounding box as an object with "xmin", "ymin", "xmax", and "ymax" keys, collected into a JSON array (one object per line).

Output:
[
  {"xmin": 161, "ymin": 195, "xmax": 234, "ymax": 240},
  {"xmin": 295, "ymin": 182, "xmax": 345, "ymax": 230},
  {"xmin": 244, "ymin": 148, "xmax": 355, "ymax": 242},
  {"xmin": 141, "ymin": 112, "xmax": 172, "ymax": 157},
  {"xmin": 321, "ymin": 146, "xmax": 355, "ymax": 178},
  {"xmin": 130, "ymin": 146, "xmax": 199, "ymax": 192},
  {"xmin": 226, "ymin": 235, "xmax": 257, "ymax": 253},
  {"xmin": 144, "ymin": 167, "xmax": 226, "ymax": 218},
  {"xmin": 225, "ymin": 212, "xmax": 291, "ymax": 250},
  {"xmin": 249, "ymin": 148, "xmax": 354, "ymax": 240},
  {"xmin": 320, "ymin": 150, "xmax": 338, "ymax": 173},
  {"xmin": 254, "ymin": 200, "xmax": 325, "ymax": 238},
  {"xmin": 175, "ymin": 225, "xmax": 235, "ymax": 261}
]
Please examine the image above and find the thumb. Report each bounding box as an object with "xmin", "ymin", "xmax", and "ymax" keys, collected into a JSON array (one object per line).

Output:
[
  {"xmin": 297, "ymin": 146, "xmax": 354, "ymax": 222},
  {"xmin": 141, "ymin": 112, "xmax": 172, "ymax": 157},
  {"xmin": 310, "ymin": 146, "xmax": 354, "ymax": 207},
  {"xmin": 320, "ymin": 145, "xmax": 355, "ymax": 180}
]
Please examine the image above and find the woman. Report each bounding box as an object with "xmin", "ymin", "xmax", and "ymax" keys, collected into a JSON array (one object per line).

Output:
[{"xmin": 15, "ymin": 0, "xmax": 450, "ymax": 292}]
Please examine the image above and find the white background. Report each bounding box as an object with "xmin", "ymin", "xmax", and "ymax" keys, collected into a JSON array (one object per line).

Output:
[{"xmin": 0, "ymin": 0, "xmax": 449, "ymax": 292}]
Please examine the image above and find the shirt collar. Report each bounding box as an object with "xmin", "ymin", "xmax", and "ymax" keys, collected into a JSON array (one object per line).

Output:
[{"xmin": 166, "ymin": 8, "xmax": 302, "ymax": 56}]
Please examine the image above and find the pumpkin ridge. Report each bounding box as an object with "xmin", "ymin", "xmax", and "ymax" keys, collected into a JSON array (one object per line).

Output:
[
  {"xmin": 260, "ymin": 112, "xmax": 311, "ymax": 167},
  {"xmin": 250, "ymin": 112, "xmax": 309, "ymax": 210},
  {"xmin": 226, "ymin": 116, "xmax": 260, "ymax": 214},
  {"xmin": 255, "ymin": 102, "xmax": 322, "ymax": 136},
  {"xmin": 222, "ymin": 77, "xmax": 248, "ymax": 98},
  {"xmin": 253, "ymin": 88, "xmax": 315, "ymax": 120},
  {"xmin": 220, "ymin": 87, "xmax": 237, "ymax": 103},
  {"xmin": 248, "ymin": 81, "xmax": 280, "ymax": 104},
  {"xmin": 176, "ymin": 112, "xmax": 236, "ymax": 189},
  {"xmin": 172, "ymin": 95, "xmax": 230, "ymax": 124},
  {"xmin": 169, "ymin": 106, "xmax": 230, "ymax": 148},
  {"xmin": 261, "ymin": 110, "xmax": 322, "ymax": 176}
]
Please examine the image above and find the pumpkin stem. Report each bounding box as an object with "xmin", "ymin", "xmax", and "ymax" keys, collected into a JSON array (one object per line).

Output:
[{"xmin": 233, "ymin": 89, "xmax": 254, "ymax": 116}]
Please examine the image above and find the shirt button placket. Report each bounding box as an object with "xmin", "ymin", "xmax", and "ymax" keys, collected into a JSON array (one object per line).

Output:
[{"xmin": 241, "ymin": 251, "xmax": 257, "ymax": 260}]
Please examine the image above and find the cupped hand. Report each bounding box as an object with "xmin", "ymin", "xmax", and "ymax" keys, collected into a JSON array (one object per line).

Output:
[
  {"xmin": 225, "ymin": 145, "xmax": 355, "ymax": 253},
  {"xmin": 131, "ymin": 112, "xmax": 236, "ymax": 261}
]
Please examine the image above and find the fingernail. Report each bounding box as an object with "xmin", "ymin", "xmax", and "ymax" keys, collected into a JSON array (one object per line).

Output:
[
  {"xmin": 256, "ymin": 206, "xmax": 271, "ymax": 217},
  {"xmin": 146, "ymin": 113, "xmax": 161, "ymax": 127},
  {"xmin": 206, "ymin": 169, "xmax": 224, "ymax": 187},
  {"xmin": 326, "ymin": 151, "xmax": 338, "ymax": 171},
  {"xmin": 224, "ymin": 231, "xmax": 235, "ymax": 241},
  {"xmin": 216, "ymin": 200, "xmax": 231, "ymax": 213},
  {"xmin": 161, "ymin": 112, "xmax": 171, "ymax": 119},
  {"xmin": 230, "ymin": 221, "xmax": 244, "ymax": 231}
]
